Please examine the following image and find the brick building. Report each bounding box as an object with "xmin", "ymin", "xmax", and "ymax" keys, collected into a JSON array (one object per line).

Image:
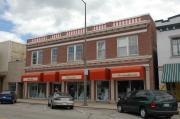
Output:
[{"xmin": 22, "ymin": 14, "xmax": 157, "ymax": 102}]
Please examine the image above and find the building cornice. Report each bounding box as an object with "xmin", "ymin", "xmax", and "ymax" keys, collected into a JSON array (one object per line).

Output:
[
  {"xmin": 25, "ymin": 55, "xmax": 152, "ymax": 72},
  {"xmin": 27, "ymin": 15, "xmax": 150, "ymax": 46},
  {"xmin": 27, "ymin": 28, "xmax": 147, "ymax": 51}
]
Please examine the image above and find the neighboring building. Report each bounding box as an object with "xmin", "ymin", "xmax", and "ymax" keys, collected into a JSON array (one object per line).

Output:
[
  {"xmin": 0, "ymin": 41, "xmax": 26, "ymax": 98},
  {"xmin": 156, "ymin": 14, "xmax": 180, "ymax": 101},
  {"xmin": 22, "ymin": 14, "xmax": 157, "ymax": 102}
]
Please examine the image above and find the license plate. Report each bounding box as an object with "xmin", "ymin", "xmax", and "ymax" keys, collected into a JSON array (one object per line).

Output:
[{"xmin": 163, "ymin": 103, "xmax": 170, "ymax": 107}]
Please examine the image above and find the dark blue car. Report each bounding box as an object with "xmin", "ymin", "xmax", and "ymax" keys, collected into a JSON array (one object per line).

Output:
[{"xmin": 0, "ymin": 91, "xmax": 17, "ymax": 104}]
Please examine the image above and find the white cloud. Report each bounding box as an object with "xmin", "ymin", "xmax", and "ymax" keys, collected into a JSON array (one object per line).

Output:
[
  {"xmin": 1, "ymin": 0, "xmax": 180, "ymax": 38},
  {"xmin": 0, "ymin": 31, "xmax": 25, "ymax": 43}
]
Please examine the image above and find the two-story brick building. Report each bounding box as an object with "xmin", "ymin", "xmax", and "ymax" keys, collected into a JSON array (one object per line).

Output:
[{"xmin": 22, "ymin": 14, "xmax": 157, "ymax": 102}]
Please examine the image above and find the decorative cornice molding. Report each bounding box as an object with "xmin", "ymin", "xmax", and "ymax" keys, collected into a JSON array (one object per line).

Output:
[{"xmin": 25, "ymin": 55, "xmax": 152, "ymax": 72}]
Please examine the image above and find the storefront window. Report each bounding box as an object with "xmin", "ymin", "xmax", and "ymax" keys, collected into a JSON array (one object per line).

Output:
[
  {"xmin": 96, "ymin": 81, "xmax": 109, "ymax": 101},
  {"xmin": 117, "ymin": 80, "xmax": 144, "ymax": 98},
  {"xmin": 67, "ymin": 82, "xmax": 90, "ymax": 100},
  {"xmin": 28, "ymin": 83, "xmax": 47, "ymax": 98}
]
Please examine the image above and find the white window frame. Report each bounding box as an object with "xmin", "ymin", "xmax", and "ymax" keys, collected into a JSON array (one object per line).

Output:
[
  {"xmin": 31, "ymin": 50, "xmax": 43, "ymax": 65},
  {"xmin": 67, "ymin": 44, "xmax": 83, "ymax": 62},
  {"xmin": 96, "ymin": 40, "xmax": 106, "ymax": 60},
  {"xmin": 51, "ymin": 47, "xmax": 58, "ymax": 64},
  {"xmin": 171, "ymin": 38, "xmax": 180, "ymax": 56},
  {"xmin": 117, "ymin": 35, "xmax": 138, "ymax": 57}
]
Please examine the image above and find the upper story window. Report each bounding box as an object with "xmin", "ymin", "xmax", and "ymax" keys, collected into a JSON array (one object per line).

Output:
[
  {"xmin": 117, "ymin": 35, "xmax": 138, "ymax": 57},
  {"xmin": 67, "ymin": 44, "xmax": 83, "ymax": 62},
  {"xmin": 51, "ymin": 48, "xmax": 58, "ymax": 64},
  {"xmin": 97, "ymin": 40, "xmax": 105, "ymax": 59},
  {"xmin": 171, "ymin": 38, "xmax": 180, "ymax": 56},
  {"xmin": 32, "ymin": 50, "xmax": 43, "ymax": 65}
]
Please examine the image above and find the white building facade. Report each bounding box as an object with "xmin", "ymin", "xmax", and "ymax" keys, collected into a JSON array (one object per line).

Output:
[{"xmin": 156, "ymin": 15, "xmax": 180, "ymax": 101}]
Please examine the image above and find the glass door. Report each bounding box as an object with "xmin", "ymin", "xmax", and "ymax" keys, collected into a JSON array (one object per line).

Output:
[
  {"xmin": 38, "ymin": 83, "xmax": 46, "ymax": 98},
  {"xmin": 96, "ymin": 81, "xmax": 109, "ymax": 101},
  {"xmin": 28, "ymin": 83, "xmax": 46, "ymax": 98},
  {"xmin": 67, "ymin": 82, "xmax": 78, "ymax": 100},
  {"xmin": 67, "ymin": 82, "xmax": 90, "ymax": 100},
  {"xmin": 52, "ymin": 83, "xmax": 61, "ymax": 93},
  {"xmin": 131, "ymin": 80, "xmax": 144, "ymax": 91},
  {"xmin": 117, "ymin": 80, "xmax": 144, "ymax": 99},
  {"xmin": 117, "ymin": 81, "xmax": 130, "ymax": 98},
  {"xmin": 29, "ymin": 83, "xmax": 38, "ymax": 98}
]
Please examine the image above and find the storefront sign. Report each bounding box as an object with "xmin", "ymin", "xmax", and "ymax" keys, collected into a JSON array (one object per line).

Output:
[
  {"xmin": 62, "ymin": 75, "xmax": 82, "ymax": 80},
  {"xmin": 23, "ymin": 77, "xmax": 38, "ymax": 82},
  {"xmin": 112, "ymin": 72, "xmax": 140, "ymax": 78}
]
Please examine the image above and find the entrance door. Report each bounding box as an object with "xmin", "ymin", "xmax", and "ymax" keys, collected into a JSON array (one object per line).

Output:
[
  {"xmin": 117, "ymin": 80, "xmax": 144, "ymax": 99},
  {"xmin": 67, "ymin": 82, "xmax": 90, "ymax": 100},
  {"xmin": 29, "ymin": 83, "xmax": 38, "ymax": 98},
  {"xmin": 96, "ymin": 81, "xmax": 109, "ymax": 101},
  {"xmin": 28, "ymin": 83, "xmax": 46, "ymax": 98},
  {"xmin": 67, "ymin": 82, "xmax": 78, "ymax": 100},
  {"xmin": 118, "ymin": 81, "xmax": 130, "ymax": 98},
  {"xmin": 52, "ymin": 83, "xmax": 61, "ymax": 93}
]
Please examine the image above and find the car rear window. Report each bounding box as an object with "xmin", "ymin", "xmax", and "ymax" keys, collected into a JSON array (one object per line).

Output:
[
  {"xmin": 153, "ymin": 91, "xmax": 174, "ymax": 101},
  {"xmin": 54, "ymin": 93, "xmax": 70, "ymax": 97}
]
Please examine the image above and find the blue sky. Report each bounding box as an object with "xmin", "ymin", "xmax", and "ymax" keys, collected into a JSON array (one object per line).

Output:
[{"xmin": 0, "ymin": 0, "xmax": 180, "ymax": 44}]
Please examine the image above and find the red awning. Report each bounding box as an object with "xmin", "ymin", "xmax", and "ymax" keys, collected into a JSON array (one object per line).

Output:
[
  {"xmin": 21, "ymin": 73, "xmax": 43, "ymax": 82},
  {"xmin": 110, "ymin": 66, "xmax": 145, "ymax": 80},
  {"xmin": 43, "ymin": 72, "xmax": 59, "ymax": 82},
  {"xmin": 89, "ymin": 68, "xmax": 110, "ymax": 80},
  {"xmin": 60, "ymin": 69, "xmax": 84, "ymax": 81}
]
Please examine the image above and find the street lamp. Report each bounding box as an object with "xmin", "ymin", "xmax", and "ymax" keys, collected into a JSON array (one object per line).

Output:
[{"xmin": 81, "ymin": 0, "xmax": 88, "ymax": 106}]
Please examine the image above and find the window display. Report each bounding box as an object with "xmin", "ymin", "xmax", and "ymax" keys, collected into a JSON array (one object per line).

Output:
[
  {"xmin": 67, "ymin": 82, "xmax": 90, "ymax": 100},
  {"xmin": 96, "ymin": 81, "xmax": 109, "ymax": 101},
  {"xmin": 28, "ymin": 83, "xmax": 46, "ymax": 98}
]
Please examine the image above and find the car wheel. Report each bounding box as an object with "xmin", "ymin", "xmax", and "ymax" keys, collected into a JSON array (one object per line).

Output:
[
  {"xmin": 117, "ymin": 105, "xmax": 124, "ymax": 112},
  {"xmin": 140, "ymin": 108, "xmax": 147, "ymax": 118},
  {"xmin": 50, "ymin": 102, "xmax": 55, "ymax": 109}
]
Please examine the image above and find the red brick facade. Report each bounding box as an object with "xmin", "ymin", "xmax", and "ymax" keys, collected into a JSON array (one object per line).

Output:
[{"xmin": 23, "ymin": 14, "xmax": 158, "ymax": 101}]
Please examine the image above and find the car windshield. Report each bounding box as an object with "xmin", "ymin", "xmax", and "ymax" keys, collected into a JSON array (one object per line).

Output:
[
  {"xmin": 153, "ymin": 91, "xmax": 174, "ymax": 101},
  {"xmin": 54, "ymin": 93, "xmax": 70, "ymax": 98},
  {"xmin": 1, "ymin": 91, "xmax": 12, "ymax": 94}
]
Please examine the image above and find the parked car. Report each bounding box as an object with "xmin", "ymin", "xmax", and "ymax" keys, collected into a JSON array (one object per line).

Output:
[
  {"xmin": 117, "ymin": 90, "xmax": 179, "ymax": 119},
  {"xmin": 0, "ymin": 90, "xmax": 17, "ymax": 104},
  {"xmin": 48, "ymin": 92, "xmax": 74, "ymax": 109}
]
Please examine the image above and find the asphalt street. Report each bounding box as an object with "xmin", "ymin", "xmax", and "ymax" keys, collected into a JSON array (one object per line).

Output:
[{"xmin": 0, "ymin": 103, "xmax": 179, "ymax": 119}]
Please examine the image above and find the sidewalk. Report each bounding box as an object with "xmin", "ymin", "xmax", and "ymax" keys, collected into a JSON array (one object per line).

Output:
[
  {"xmin": 17, "ymin": 99, "xmax": 116, "ymax": 110},
  {"xmin": 17, "ymin": 99, "xmax": 180, "ymax": 111}
]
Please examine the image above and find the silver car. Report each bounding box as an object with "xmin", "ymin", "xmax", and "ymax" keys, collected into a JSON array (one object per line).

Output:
[{"xmin": 48, "ymin": 92, "xmax": 74, "ymax": 109}]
